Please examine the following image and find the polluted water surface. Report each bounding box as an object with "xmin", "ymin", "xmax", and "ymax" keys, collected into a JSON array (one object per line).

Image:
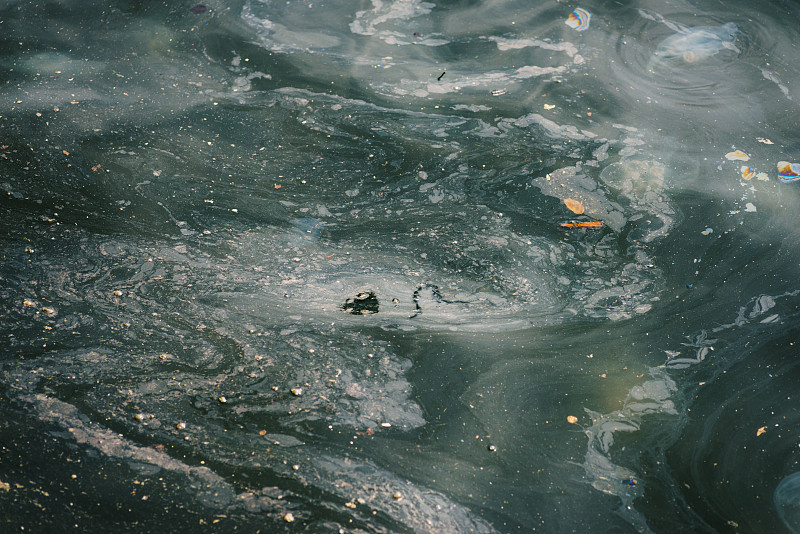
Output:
[{"xmin": 2, "ymin": 0, "xmax": 800, "ymax": 533}]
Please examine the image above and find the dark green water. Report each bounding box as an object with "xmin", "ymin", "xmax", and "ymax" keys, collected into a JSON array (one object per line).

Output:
[{"xmin": 2, "ymin": 0, "xmax": 800, "ymax": 532}]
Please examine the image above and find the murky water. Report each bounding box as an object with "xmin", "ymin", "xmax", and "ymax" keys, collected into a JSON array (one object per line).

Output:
[{"xmin": 2, "ymin": 0, "xmax": 800, "ymax": 532}]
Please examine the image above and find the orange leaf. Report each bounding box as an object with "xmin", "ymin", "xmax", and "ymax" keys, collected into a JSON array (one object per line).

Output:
[
  {"xmin": 756, "ymin": 426, "xmax": 767, "ymax": 437},
  {"xmin": 564, "ymin": 198, "xmax": 585, "ymax": 214},
  {"xmin": 560, "ymin": 221, "xmax": 604, "ymax": 228}
]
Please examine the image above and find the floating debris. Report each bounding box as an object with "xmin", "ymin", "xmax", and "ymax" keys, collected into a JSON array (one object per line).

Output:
[
  {"xmin": 491, "ymin": 89, "xmax": 507, "ymax": 97},
  {"xmin": 623, "ymin": 479, "xmax": 638, "ymax": 486},
  {"xmin": 283, "ymin": 512, "xmax": 295, "ymax": 522},
  {"xmin": 566, "ymin": 415, "xmax": 579, "ymax": 424},
  {"xmin": 778, "ymin": 161, "xmax": 800, "ymax": 183},
  {"xmin": 701, "ymin": 227, "xmax": 713, "ymax": 235},
  {"xmin": 543, "ymin": 104, "xmax": 556, "ymax": 110},
  {"xmin": 756, "ymin": 426, "xmax": 767, "ymax": 437},
  {"xmin": 488, "ymin": 444, "xmax": 497, "ymax": 452},
  {"xmin": 757, "ymin": 137, "xmax": 774, "ymax": 144},
  {"xmin": 560, "ymin": 221, "xmax": 603, "ymax": 228},
  {"xmin": 342, "ymin": 291, "xmax": 379, "ymax": 315},
  {"xmin": 756, "ymin": 172, "xmax": 769, "ymax": 181},
  {"xmin": 725, "ymin": 150, "xmax": 749, "ymax": 161},
  {"xmin": 563, "ymin": 198, "xmax": 585, "ymax": 214},
  {"xmin": 190, "ymin": 4, "xmax": 207, "ymax": 14},
  {"xmin": 290, "ymin": 387, "xmax": 303, "ymax": 396},
  {"xmin": 740, "ymin": 166, "xmax": 755, "ymax": 180},
  {"xmin": 744, "ymin": 203, "xmax": 757, "ymax": 213},
  {"xmin": 565, "ymin": 8, "xmax": 591, "ymax": 31}
]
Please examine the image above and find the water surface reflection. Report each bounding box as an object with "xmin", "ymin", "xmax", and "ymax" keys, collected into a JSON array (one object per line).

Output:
[{"xmin": 2, "ymin": 0, "xmax": 800, "ymax": 532}]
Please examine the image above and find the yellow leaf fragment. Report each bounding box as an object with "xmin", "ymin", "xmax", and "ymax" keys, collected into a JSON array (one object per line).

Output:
[
  {"xmin": 725, "ymin": 150, "xmax": 749, "ymax": 161},
  {"xmin": 564, "ymin": 198, "xmax": 585, "ymax": 214},
  {"xmin": 566, "ymin": 415, "xmax": 578, "ymax": 424},
  {"xmin": 756, "ymin": 426, "xmax": 767, "ymax": 437}
]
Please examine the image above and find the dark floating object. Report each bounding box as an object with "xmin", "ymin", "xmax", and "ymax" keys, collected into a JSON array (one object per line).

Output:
[
  {"xmin": 409, "ymin": 283, "xmax": 469, "ymax": 319},
  {"xmin": 342, "ymin": 292, "xmax": 379, "ymax": 315},
  {"xmin": 190, "ymin": 4, "xmax": 207, "ymax": 14},
  {"xmin": 437, "ymin": 71, "xmax": 446, "ymax": 81}
]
